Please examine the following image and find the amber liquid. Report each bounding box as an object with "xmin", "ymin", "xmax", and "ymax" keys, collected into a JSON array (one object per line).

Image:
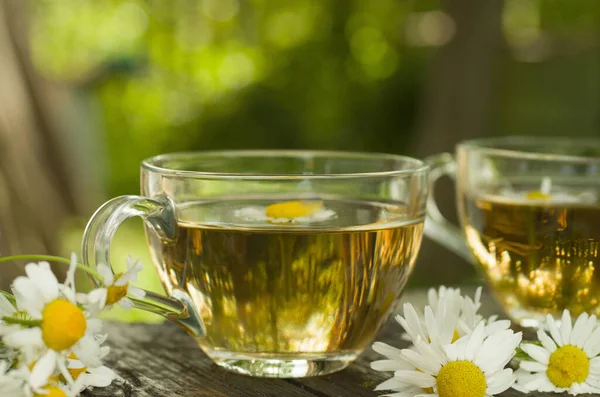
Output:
[
  {"xmin": 464, "ymin": 187, "xmax": 600, "ymax": 326},
  {"xmin": 147, "ymin": 198, "xmax": 423, "ymax": 357}
]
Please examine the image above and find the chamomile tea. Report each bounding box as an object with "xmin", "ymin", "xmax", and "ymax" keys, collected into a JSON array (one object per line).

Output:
[
  {"xmin": 148, "ymin": 197, "xmax": 423, "ymax": 361},
  {"xmin": 463, "ymin": 180, "xmax": 600, "ymax": 326}
]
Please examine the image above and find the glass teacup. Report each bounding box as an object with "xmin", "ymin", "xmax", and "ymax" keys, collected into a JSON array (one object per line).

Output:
[
  {"xmin": 425, "ymin": 137, "xmax": 600, "ymax": 328},
  {"xmin": 82, "ymin": 150, "xmax": 428, "ymax": 377}
]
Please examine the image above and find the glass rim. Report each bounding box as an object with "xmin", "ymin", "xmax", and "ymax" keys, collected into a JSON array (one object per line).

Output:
[
  {"xmin": 141, "ymin": 150, "xmax": 428, "ymax": 179},
  {"xmin": 458, "ymin": 136, "xmax": 600, "ymax": 163}
]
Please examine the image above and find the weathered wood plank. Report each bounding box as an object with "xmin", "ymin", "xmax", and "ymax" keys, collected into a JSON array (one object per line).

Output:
[{"xmin": 85, "ymin": 288, "xmax": 587, "ymax": 397}]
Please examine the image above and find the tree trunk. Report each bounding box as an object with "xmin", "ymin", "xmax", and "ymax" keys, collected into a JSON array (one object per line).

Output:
[
  {"xmin": 411, "ymin": 0, "xmax": 505, "ymax": 285},
  {"xmin": 0, "ymin": 1, "xmax": 75, "ymax": 286}
]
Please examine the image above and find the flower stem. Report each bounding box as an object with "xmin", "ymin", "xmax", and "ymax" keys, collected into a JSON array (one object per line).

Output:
[
  {"xmin": 2, "ymin": 316, "xmax": 41, "ymax": 327},
  {"xmin": 0, "ymin": 255, "xmax": 105, "ymax": 286}
]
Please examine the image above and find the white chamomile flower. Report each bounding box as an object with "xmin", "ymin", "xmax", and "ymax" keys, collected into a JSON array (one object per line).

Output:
[
  {"xmin": 371, "ymin": 341, "xmax": 424, "ymax": 396},
  {"xmin": 371, "ymin": 302, "xmax": 458, "ymax": 393},
  {"xmin": 0, "ymin": 360, "xmax": 27, "ymax": 397},
  {"xmin": 235, "ymin": 200, "xmax": 336, "ymax": 224},
  {"xmin": 67, "ymin": 351, "xmax": 115, "ymax": 394},
  {"xmin": 458, "ymin": 288, "xmax": 510, "ymax": 337},
  {"xmin": 2, "ymin": 259, "xmax": 102, "ymax": 389},
  {"xmin": 402, "ymin": 287, "xmax": 509, "ymax": 343},
  {"xmin": 397, "ymin": 302, "xmax": 459, "ymax": 349},
  {"xmin": 516, "ymin": 310, "xmax": 600, "ymax": 395},
  {"xmin": 86, "ymin": 256, "xmax": 145, "ymax": 313},
  {"xmin": 388, "ymin": 322, "xmax": 521, "ymax": 397}
]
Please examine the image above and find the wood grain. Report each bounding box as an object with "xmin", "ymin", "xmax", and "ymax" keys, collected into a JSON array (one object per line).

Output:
[{"xmin": 85, "ymin": 289, "xmax": 585, "ymax": 397}]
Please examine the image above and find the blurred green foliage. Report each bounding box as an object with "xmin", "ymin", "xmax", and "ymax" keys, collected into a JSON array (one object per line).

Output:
[
  {"xmin": 27, "ymin": 0, "xmax": 600, "ymax": 321},
  {"xmin": 28, "ymin": 0, "xmax": 600, "ymax": 197},
  {"xmin": 28, "ymin": 0, "xmax": 447, "ymax": 197}
]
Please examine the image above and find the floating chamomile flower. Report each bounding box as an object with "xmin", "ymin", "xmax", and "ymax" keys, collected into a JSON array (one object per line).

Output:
[
  {"xmin": 390, "ymin": 323, "xmax": 521, "ymax": 397},
  {"xmin": 235, "ymin": 200, "xmax": 336, "ymax": 224},
  {"xmin": 85, "ymin": 256, "xmax": 145, "ymax": 313},
  {"xmin": 499, "ymin": 176, "xmax": 597, "ymax": 204},
  {"xmin": 516, "ymin": 310, "xmax": 600, "ymax": 395}
]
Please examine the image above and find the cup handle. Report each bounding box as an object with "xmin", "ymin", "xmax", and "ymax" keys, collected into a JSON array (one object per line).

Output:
[
  {"xmin": 81, "ymin": 195, "xmax": 205, "ymax": 337},
  {"xmin": 424, "ymin": 153, "xmax": 474, "ymax": 264}
]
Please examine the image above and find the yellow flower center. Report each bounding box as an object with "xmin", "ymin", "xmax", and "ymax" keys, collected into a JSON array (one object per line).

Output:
[
  {"xmin": 34, "ymin": 387, "xmax": 67, "ymax": 397},
  {"xmin": 58, "ymin": 353, "xmax": 88, "ymax": 382},
  {"xmin": 436, "ymin": 361, "xmax": 486, "ymax": 397},
  {"xmin": 452, "ymin": 329, "xmax": 460, "ymax": 343},
  {"xmin": 547, "ymin": 345, "xmax": 589, "ymax": 388},
  {"xmin": 68, "ymin": 366, "xmax": 88, "ymax": 380},
  {"xmin": 265, "ymin": 200, "xmax": 322, "ymax": 221},
  {"xmin": 106, "ymin": 273, "xmax": 128, "ymax": 305},
  {"xmin": 42, "ymin": 299, "xmax": 87, "ymax": 351},
  {"xmin": 526, "ymin": 191, "xmax": 551, "ymax": 200}
]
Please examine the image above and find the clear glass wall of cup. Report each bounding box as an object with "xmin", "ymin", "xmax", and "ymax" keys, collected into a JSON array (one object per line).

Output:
[
  {"xmin": 425, "ymin": 137, "xmax": 600, "ymax": 328},
  {"xmin": 82, "ymin": 151, "xmax": 428, "ymax": 377}
]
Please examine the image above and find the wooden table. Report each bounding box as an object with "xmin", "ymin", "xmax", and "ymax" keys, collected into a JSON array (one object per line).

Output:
[{"xmin": 85, "ymin": 289, "xmax": 574, "ymax": 397}]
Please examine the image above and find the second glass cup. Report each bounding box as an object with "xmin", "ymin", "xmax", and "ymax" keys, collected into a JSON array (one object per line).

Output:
[{"xmin": 425, "ymin": 137, "xmax": 600, "ymax": 327}]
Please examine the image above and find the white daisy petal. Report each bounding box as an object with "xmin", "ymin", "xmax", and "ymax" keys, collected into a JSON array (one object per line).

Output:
[
  {"xmin": 521, "ymin": 343, "xmax": 550, "ymax": 365},
  {"xmin": 483, "ymin": 319, "xmax": 511, "ymax": 336},
  {"xmin": 547, "ymin": 314, "xmax": 564, "ymax": 346},
  {"xmin": 394, "ymin": 370, "xmax": 436, "ymax": 388},
  {"xmin": 97, "ymin": 263, "xmax": 114, "ymax": 285},
  {"xmin": 373, "ymin": 342, "xmax": 404, "ymax": 360},
  {"xmin": 589, "ymin": 356, "xmax": 600, "ymax": 375},
  {"xmin": 86, "ymin": 288, "xmax": 108, "ymax": 314},
  {"xmin": 30, "ymin": 350, "xmax": 57, "ymax": 391},
  {"xmin": 375, "ymin": 377, "xmax": 412, "ymax": 391},
  {"xmin": 118, "ymin": 297, "xmax": 135, "ymax": 310},
  {"xmin": 424, "ymin": 306, "xmax": 439, "ymax": 344},
  {"xmin": 57, "ymin": 355, "xmax": 73, "ymax": 384},
  {"xmin": 475, "ymin": 331, "xmax": 522, "ymax": 374},
  {"xmin": 560, "ymin": 310, "xmax": 572, "ymax": 345},
  {"xmin": 25, "ymin": 262, "xmax": 59, "ymax": 303},
  {"xmin": 465, "ymin": 322, "xmax": 485, "ymax": 361},
  {"xmin": 537, "ymin": 330, "xmax": 557, "ymax": 353},
  {"xmin": 444, "ymin": 340, "xmax": 460, "ymax": 362},
  {"xmin": 486, "ymin": 368, "xmax": 515, "ymax": 394},
  {"xmin": 519, "ymin": 360, "xmax": 548, "ymax": 373},
  {"xmin": 583, "ymin": 326, "xmax": 600, "ymax": 357},
  {"xmin": 577, "ymin": 315, "xmax": 598, "ymax": 349},
  {"xmin": 401, "ymin": 349, "xmax": 441, "ymax": 375},
  {"xmin": 128, "ymin": 286, "xmax": 146, "ymax": 299},
  {"xmin": 12, "ymin": 277, "xmax": 44, "ymax": 318},
  {"xmin": 404, "ymin": 304, "xmax": 425, "ymax": 341},
  {"xmin": 583, "ymin": 375, "xmax": 600, "ymax": 388},
  {"xmin": 427, "ymin": 288, "xmax": 438, "ymax": 310},
  {"xmin": 371, "ymin": 360, "xmax": 412, "ymax": 372},
  {"xmin": 4, "ymin": 327, "xmax": 43, "ymax": 349},
  {"xmin": 73, "ymin": 334, "xmax": 104, "ymax": 368},
  {"xmin": 77, "ymin": 366, "xmax": 115, "ymax": 389},
  {"xmin": 87, "ymin": 318, "xmax": 104, "ymax": 335},
  {"xmin": 570, "ymin": 312, "xmax": 589, "ymax": 346},
  {"xmin": 414, "ymin": 337, "xmax": 447, "ymax": 366},
  {"xmin": 523, "ymin": 374, "xmax": 557, "ymax": 392}
]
